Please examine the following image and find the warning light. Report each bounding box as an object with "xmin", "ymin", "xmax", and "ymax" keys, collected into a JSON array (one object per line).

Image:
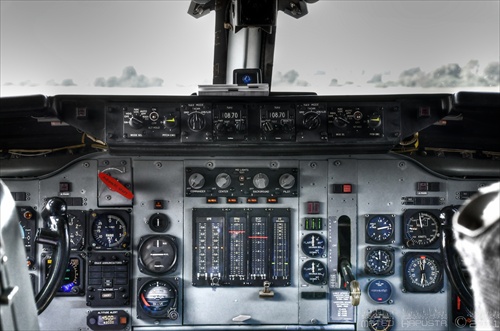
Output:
[
  {"xmin": 206, "ymin": 197, "xmax": 218, "ymax": 204},
  {"xmin": 267, "ymin": 197, "xmax": 278, "ymax": 204},
  {"xmin": 227, "ymin": 197, "xmax": 238, "ymax": 204},
  {"xmin": 247, "ymin": 197, "xmax": 258, "ymax": 204}
]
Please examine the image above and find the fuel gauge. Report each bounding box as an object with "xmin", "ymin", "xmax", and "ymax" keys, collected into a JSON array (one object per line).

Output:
[
  {"xmin": 301, "ymin": 233, "xmax": 326, "ymax": 257},
  {"xmin": 301, "ymin": 259, "xmax": 327, "ymax": 285}
]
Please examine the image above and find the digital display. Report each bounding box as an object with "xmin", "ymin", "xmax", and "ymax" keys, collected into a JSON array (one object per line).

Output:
[
  {"xmin": 268, "ymin": 110, "xmax": 287, "ymax": 119},
  {"xmin": 221, "ymin": 110, "xmax": 240, "ymax": 119},
  {"xmin": 98, "ymin": 315, "xmax": 118, "ymax": 326}
]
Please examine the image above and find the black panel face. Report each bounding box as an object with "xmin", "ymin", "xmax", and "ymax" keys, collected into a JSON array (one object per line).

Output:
[
  {"xmin": 86, "ymin": 252, "xmax": 131, "ymax": 307},
  {"xmin": 192, "ymin": 208, "xmax": 291, "ymax": 286},
  {"xmin": 185, "ymin": 167, "xmax": 299, "ymax": 197}
]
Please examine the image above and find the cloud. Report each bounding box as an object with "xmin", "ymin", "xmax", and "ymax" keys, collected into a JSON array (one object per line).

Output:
[
  {"xmin": 94, "ymin": 66, "xmax": 163, "ymax": 88},
  {"xmin": 365, "ymin": 60, "xmax": 499, "ymax": 88},
  {"xmin": 46, "ymin": 79, "xmax": 77, "ymax": 86}
]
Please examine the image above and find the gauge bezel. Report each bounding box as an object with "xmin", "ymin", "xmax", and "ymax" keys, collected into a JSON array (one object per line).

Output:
[
  {"xmin": 365, "ymin": 246, "xmax": 395, "ymax": 275},
  {"xmin": 137, "ymin": 277, "xmax": 179, "ymax": 319},
  {"xmin": 301, "ymin": 233, "xmax": 327, "ymax": 258},
  {"xmin": 402, "ymin": 252, "xmax": 444, "ymax": 293},
  {"xmin": 138, "ymin": 235, "xmax": 178, "ymax": 275},
  {"xmin": 301, "ymin": 259, "xmax": 327, "ymax": 285},
  {"xmin": 365, "ymin": 214, "xmax": 395, "ymax": 244},
  {"xmin": 89, "ymin": 210, "xmax": 131, "ymax": 250},
  {"xmin": 403, "ymin": 209, "xmax": 441, "ymax": 248},
  {"xmin": 43, "ymin": 256, "xmax": 84, "ymax": 296},
  {"xmin": 367, "ymin": 309, "xmax": 395, "ymax": 331}
]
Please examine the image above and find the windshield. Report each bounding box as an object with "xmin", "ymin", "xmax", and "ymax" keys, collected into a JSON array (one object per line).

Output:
[{"xmin": 1, "ymin": 0, "xmax": 499, "ymax": 96}]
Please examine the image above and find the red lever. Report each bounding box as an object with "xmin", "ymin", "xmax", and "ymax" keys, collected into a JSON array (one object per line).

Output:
[{"xmin": 98, "ymin": 172, "xmax": 134, "ymax": 200}]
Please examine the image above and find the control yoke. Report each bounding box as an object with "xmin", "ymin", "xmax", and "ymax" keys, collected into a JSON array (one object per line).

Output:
[{"xmin": 35, "ymin": 197, "xmax": 70, "ymax": 314}]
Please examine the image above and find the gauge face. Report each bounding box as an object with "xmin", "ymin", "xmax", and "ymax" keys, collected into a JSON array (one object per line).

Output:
[
  {"xmin": 45, "ymin": 257, "xmax": 81, "ymax": 294},
  {"xmin": 301, "ymin": 259, "xmax": 327, "ymax": 285},
  {"xmin": 301, "ymin": 233, "xmax": 326, "ymax": 257},
  {"xmin": 367, "ymin": 309, "xmax": 394, "ymax": 331},
  {"xmin": 139, "ymin": 235, "xmax": 178, "ymax": 274},
  {"xmin": 67, "ymin": 212, "xmax": 85, "ymax": 250},
  {"xmin": 366, "ymin": 215, "xmax": 394, "ymax": 244},
  {"xmin": 149, "ymin": 213, "xmax": 170, "ymax": 233},
  {"xmin": 365, "ymin": 247, "xmax": 394, "ymax": 275},
  {"xmin": 92, "ymin": 213, "xmax": 128, "ymax": 249},
  {"xmin": 403, "ymin": 253, "xmax": 443, "ymax": 292},
  {"xmin": 367, "ymin": 279, "xmax": 393, "ymax": 303},
  {"xmin": 138, "ymin": 280, "xmax": 177, "ymax": 317},
  {"xmin": 404, "ymin": 210, "xmax": 440, "ymax": 248}
]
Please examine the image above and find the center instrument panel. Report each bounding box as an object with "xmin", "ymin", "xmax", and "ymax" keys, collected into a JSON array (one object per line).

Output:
[
  {"xmin": 5, "ymin": 154, "xmax": 492, "ymax": 331},
  {"xmin": 2, "ymin": 93, "xmax": 495, "ymax": 330}
]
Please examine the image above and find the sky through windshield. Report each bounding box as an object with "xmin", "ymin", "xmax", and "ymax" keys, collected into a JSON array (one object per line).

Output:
[{"xmin": 1, "ymin": 0, "xmax": 499, "ymax": 96}]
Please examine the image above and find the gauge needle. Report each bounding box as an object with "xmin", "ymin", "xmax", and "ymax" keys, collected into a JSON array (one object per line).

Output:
[
  {"xmin": 421, "ymin": 273, "xmax": 426, "ymax": 285},
  {"xmin": 312, "ymin": 263, "xmax": 316, "ymax": 273},
  {"xmin": 419, "ymin": 214, "xmax": 423, "ymax": 228},
  {"xmin": 312, "ymin": 235, "xmax": 316, "ymax": 246},
  {"xmin": 377, "ymin": 226, "xmax": 390, "ymax": 230}
]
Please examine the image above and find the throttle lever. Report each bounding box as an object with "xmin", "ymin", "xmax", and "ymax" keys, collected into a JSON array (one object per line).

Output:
[
  {"xmin": 34, "ymin": 197, "xmax": 70, "ymax": 315},
  {"xmin": 340, "ymin": 258, "xmax": 361, "ymax": 306}
]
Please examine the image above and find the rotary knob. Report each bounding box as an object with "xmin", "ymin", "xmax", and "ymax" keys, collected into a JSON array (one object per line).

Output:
[
  {"xmin": 216, "ymin": 173, "xmax": 231, "ymax": 189},
  {"xmin": 188, "ymin": 112, "xmax": 206, "ymax": 132},
  {"xmin": 163, "ymin": 113, "xmax": 178, "ymax": 129},
  {"xmin": 303, "ymin": 112, "xmax": 321, "ymax": 130},
  {"xmin": 279, "ymin": 173, "xmax": 296, "ymax": 189},
  {"xmin": 129, "ymin": 115, "xmax": 144, "ymax": 129},
  {"xmin": 368, "ymin": 113, "xmax": 382, "ymax": 128},
  {"xmin": 253, "ymin": 173, "xmax": 269, "ymax": 189},
  {"xmin": 188, "ymin": 173, "xmax": 205, "ymax": 189}
]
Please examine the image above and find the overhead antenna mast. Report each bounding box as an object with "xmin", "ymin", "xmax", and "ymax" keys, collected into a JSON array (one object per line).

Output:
[{"xmin": 188, "ymin": 0, "xmax": 317, "ymax": 87}]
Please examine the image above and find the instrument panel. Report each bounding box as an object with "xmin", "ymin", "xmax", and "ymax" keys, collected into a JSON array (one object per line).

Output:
[{"xmin": 3, "ymin": 153, "xmax": 492, "ymax": 331}]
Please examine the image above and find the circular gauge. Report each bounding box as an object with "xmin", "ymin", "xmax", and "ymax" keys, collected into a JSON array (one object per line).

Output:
[
  {"xmin": 366, "ymin": 215, "xmax": 394, "ymax": 244},
  {"xmin": 403, "ymin": 253, "xmax": 443, "ymax": 292},
  {"xmin": 367, "ymin": 279, "xmax": 393, "ymax": 303},
  {"xmin": 138, "ymin": 279, "xmax": 177, "ymax": 318},
  {"xmin": 365, "ymin": 247, "xmax": 394, "ymax": 275},
  {"xmin": 301, "ymin": 233, "xmax": 326, "ymax": 257},
  {"xmin": 301, "ymin": 259, "xmax": 327, "ymax": 285},
  {"xmin": 367, "ymin": 309, "xmax": 394, "ymax": 331},
  {"xmin": 139, "ymin": 235, "xmax": 178, "ymax": 274},
  {"xmin": 91, "ymin": 213, "xmax": 128, "ymax": 249},
  {"xmin": 404, "ymin": 211, "xmax": 440, "ymax": 247},
  {"xmin": 67, "ymin": 213, "xmax": 84, "ymax": 250},
  {"xmin": 149, "ymin": 213, "xmax": 170, "ymax": 233}
]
